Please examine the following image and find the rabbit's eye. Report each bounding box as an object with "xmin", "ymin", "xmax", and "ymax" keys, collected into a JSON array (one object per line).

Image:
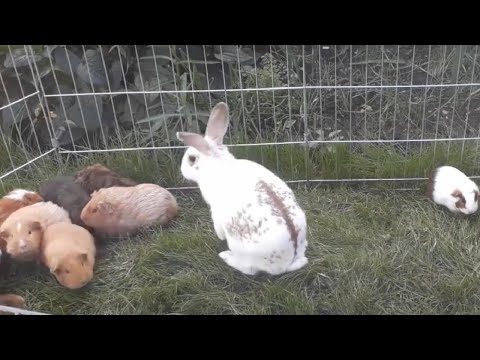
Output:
[{"xmin": 188, "ymin": 155, "xmax": 197, "ymax": 165}]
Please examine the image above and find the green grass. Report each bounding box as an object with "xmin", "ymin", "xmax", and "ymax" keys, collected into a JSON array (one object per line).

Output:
[
  {"xmin": 233, "ymin": 140, "xmax": 480, "ymax": 186},
  {"xmin": 2, "ymin": 143, "xmax": 480, "ymax": 314},
  {"xmin": 3, "ymin": 185, "xmax": 480, "ymax": 314}
]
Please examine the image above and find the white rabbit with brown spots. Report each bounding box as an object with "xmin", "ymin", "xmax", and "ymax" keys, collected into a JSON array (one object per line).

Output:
[{"xmin": 176, "ymin": 102, "xmax": 308, "ymax": 276}]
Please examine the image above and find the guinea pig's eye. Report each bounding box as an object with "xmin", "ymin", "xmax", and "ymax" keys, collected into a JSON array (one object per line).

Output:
[
  {"xmin": 188, "ymin": 155, "xmax": 197, "ymax": 165},
  {"xmin": 66, "ymin": 270, "xmax": 70, "ymax": 274},
  {"xmin": 92, "ymin": 208, "xmax": 97, "ymax": 213},
  {"xmin": 28, "ymin": 231, "xmax": 31, "ymax": 235}
]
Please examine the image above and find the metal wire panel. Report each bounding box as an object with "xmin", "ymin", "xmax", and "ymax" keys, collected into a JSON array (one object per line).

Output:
[{"xmin": 0, "ymin": 45, "xmax": 479, "ymax": 190}]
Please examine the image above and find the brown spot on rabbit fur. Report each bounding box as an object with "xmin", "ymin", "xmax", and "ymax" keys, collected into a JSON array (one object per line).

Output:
[
  {"xmin": 0, "ymin": 189, "xmax": 43, "ymax": 226},
  {"xmin": 80, "ymin": 183, "xmax": 178, "ymax": 236},
  {"xmin": 256, "ymin": 180, "xmax": 299, "ymax": 255},
  {"xmin": 41, "ymin": 223, "xmax": 95, "ymax": 289},
  {"xmin": 39, "ymin": 176, "xmax": 92, "ymax": 231},
  {"xmin": 74, "ymin": 163, "xmax": 137, "ymax": 194},
  {"xmin": 0, "ymin": 201, "xmax": 71, "ymax": 262}
]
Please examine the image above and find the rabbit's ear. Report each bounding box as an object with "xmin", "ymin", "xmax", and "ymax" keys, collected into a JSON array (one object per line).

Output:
[
  {"xmin": 177, "ymin": 132, "xmax": 211, "ymax": 155},
  {"xmin": 205, "ymin": 102, "xmax": 229, "ymax": 145}
]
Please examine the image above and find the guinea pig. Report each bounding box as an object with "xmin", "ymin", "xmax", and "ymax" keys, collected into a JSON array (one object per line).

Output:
[
  {"xmin": 427, "ymin": 165, "xmax": 479, "ymax": 215},
  {"xmin": 80, "ymin": 183, "xmax": 178, "ymax": 235},
  {"xmin": 39, "ymin": 176, "xmax": 92, "ymax": 230},
  {"xmin": 0, "ymin": 294, "xmax": 25, "ymax": 308},
  {"xmin": 0, "ymin": 237, "xmax": 24, "ymax": 310},
  {"xmin": 0, "ymin": 201, "xmax": 71, "ymax": 262},
  {"xmin": 74, "ymin": 163, "xmax": 137, "ymax": 194},
  {"xmin": 0, "ymin": 236, "xmax": 11, "ymax": 273},
  {"xmin": 40, "ymin": 223, "xmax": 95, "ymax": 290},
  {"xmin": 0, "ymin": 239, "xmax": 26, "ymax": 311},
  {"xmin": 0, "ymin": 189, "xmax": 43, "ymax": 226}
]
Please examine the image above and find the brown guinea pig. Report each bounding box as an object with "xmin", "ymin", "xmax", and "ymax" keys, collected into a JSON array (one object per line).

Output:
[
  {"xmin": 80, "ymin": 183, "xmax": 177, "ymax": 236},
  {"xmin": 0, "ymin": 201, "xmax": 71, "ymax": 262},
  {"xmin": 0, "ymin": 189, "xmax": 43, "ymax": 226},
  {"xmin": 74, "ymin": 163, "xmax": 137, "ymax": 194},
  {"xmin": 39, "ymin": 176, "xmax": 92, "ymax": 230},
  {"xmin": 40, "ymin": 223, "xmax": 95, "ymax": 289},
  {"xmin": 0, "ymin": 294, "xmax": 25, "ymax": 308}
]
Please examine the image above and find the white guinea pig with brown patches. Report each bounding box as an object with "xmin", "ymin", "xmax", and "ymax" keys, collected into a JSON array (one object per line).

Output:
[
  {"xmin": 427, "ymin": 165, "xmax": 479, "ymax": 214},
  {"xmin": 0, "ymin": 189, "xmax": 43, "ymax": 226},
  {"xmin": 0, "ymin": 201, "xmax": 71, "ymax": 261},
  {"xmin": 80, "ymin": 183, "xmax": 178, "ymax": 235},
  {"xmin": 40, "ymin": 223, "xmax": 95, "ymax": 290}
]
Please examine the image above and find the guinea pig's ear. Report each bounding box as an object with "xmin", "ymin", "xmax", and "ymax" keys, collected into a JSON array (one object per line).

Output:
[
  {"xmin": 24, "ymin": 192, "xmax": 43, "ymax": 204},
  {"xmin": 452, "ymin": 189, "xmax": 467, "ymax": 209},
  {"xmin": 97, "ymin": 201, "xmax": 114, "ymax": 215},
  {"xmin": 49, "ymin": 262, "xmax": 59, "ymax": 274},
  {"xmin": 29, "ymin": 221, "xmax": 42, "ymax": 232},
  {"xmin": 78, "ymin": 253, "xmax": 88, "ymax": 265}
]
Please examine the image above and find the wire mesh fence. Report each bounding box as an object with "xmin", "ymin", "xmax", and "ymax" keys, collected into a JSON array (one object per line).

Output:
[{"xmin": 1, "ymin": 45, "xmax": 480, "ymax": 191}]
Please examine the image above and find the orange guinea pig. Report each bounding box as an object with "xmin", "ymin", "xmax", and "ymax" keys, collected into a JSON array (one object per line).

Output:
[
  {"xmin": 0, "ymin": 201, "xmax": 71, "ymax": 262},
  {"xmin": 40, "ymin": 223, "xmax": 95, "ymax": 290},
  {"xmin": 80, "ymin": 183, "xmax": 178, "ymax": 236},
  {"xmin": 0, "ymin": 189, "xmax": 43, "ymax": 226}
]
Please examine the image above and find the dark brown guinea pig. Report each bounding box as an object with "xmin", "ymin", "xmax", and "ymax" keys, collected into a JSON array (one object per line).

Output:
[
  {"xmin": 74, "ymin": 163, "xmax": 137, "ymax": 194},
  {"xmin": 0, "ymin": 235, "xmax": 10, "ymax": 273},
  {"xmin": 0, "ymin": 240, "xmax": 25, "ymax": 310},
  {"xmin": 39, "ymin": 176, "xmax": 91, "ymax": 230}
]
